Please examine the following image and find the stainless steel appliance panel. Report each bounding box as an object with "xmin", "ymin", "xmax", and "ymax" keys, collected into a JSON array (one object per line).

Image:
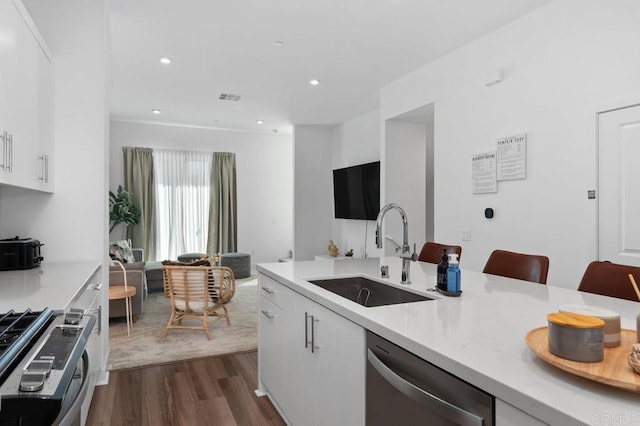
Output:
[{"xmin": 366, "ymin": 331, "xmax": 494, "ymax": 426}]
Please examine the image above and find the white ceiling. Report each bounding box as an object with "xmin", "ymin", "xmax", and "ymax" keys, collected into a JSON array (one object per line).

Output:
[{"xmin": 109, "ymin": 0, "xmax": 554, "ymax": 134}]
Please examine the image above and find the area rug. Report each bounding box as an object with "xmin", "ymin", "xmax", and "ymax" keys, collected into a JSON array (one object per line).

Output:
[{"xmin": 107, "ymin": 276, "xmax": 258, "ymax": 371}]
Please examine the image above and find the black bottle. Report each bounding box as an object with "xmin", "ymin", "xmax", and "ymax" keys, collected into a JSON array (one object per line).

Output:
[{"xmin": 437, "ymin": 248, "xmax": 449, "ymax": 291}]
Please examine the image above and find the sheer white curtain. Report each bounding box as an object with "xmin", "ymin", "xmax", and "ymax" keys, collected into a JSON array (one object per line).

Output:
[{"xmin": 153, "ymin": 150, "xmax": 212, "ymax": 260}]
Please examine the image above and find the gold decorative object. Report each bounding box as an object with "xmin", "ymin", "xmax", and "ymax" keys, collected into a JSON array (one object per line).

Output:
[
  {"xmin": 628, "ymin": 343, "xmax": 640, "ymax": 374},
  {"xmin": 328, "ymin": 240, "xmax": 339, "ymax": 257}
]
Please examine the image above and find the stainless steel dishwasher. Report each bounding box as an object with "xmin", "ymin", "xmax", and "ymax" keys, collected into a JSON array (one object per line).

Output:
[{"xmin": 366, "ymin": 331, "xmax": 494, "ymax": 426}]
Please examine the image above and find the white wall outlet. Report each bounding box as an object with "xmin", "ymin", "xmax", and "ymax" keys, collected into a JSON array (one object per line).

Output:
[{"xmin": 460, "ymin": 228, "xmax": 471, "ymax": 241}]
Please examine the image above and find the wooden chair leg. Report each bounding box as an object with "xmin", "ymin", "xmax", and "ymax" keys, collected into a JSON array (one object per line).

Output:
[
  {"xmin": 223, "ymin": 306, "xmax": 231, "ymax": 326},
  {"xmin": 132, "ymin": 315, "xmax": 138, "ymax": 323}
]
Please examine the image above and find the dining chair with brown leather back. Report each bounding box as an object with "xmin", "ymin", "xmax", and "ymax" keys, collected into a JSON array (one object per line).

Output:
[
  {"xmin": 577, "ymin": 261, "xmax": 640, "ymax": 302},
  {"xmin": 482, "ymin": 249, "xmax": 550, "ymax": 284},
  {"xmin": 418, "ymin": 242, "xmax": 463, "ymax": 264}
]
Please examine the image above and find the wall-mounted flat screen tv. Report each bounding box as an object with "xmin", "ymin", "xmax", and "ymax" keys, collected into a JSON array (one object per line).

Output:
[{"xmin": 333, "ymin": 161, "xmax": 380, "ymax": 220}]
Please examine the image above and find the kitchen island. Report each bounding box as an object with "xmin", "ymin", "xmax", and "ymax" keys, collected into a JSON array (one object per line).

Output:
[{"xmin": 257, "ymin": 257, "xmax": 640, "ymax": 426}]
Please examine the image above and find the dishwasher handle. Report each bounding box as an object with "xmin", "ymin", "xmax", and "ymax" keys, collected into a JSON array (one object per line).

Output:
[{"xmin": 367, "ymin": 349, "xmax": 483, "ymax": 426}]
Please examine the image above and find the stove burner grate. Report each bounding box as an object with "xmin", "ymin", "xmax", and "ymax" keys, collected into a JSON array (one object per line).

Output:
[{"xmin": 0, "ymin": 308, "xmax": 54, "ymax": 384}]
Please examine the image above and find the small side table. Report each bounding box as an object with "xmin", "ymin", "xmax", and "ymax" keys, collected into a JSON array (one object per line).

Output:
[{"xmin": 109, "ymin": 261, "xmax": 137, "ymax": 337}]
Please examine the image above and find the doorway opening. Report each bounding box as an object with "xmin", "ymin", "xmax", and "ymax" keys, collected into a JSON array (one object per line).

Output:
[{"xmin": 384, "ymin": 103, "xmax": 435, "ymax": 255}]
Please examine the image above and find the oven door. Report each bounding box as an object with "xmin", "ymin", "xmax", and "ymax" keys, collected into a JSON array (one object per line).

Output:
[{"xmin": 53, "ymin": 351, "xmax": 89, "ymax": 426}]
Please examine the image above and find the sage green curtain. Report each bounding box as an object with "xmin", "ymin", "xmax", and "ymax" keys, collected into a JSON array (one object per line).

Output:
[
  {"xmin": 207, "ymin": 152, "xmax": 237, "ymax": 254},
  {"xmin": 123, "ymin": 147, "xmax": 156, "ymax": 260}
]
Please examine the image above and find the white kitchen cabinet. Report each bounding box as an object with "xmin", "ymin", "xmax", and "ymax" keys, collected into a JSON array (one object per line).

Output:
[
  {"xmin": 0, "ymin": 0, "xmax": 54, "ymax": 192},
  {"xmin": 0, "ymin": 0, "xmax": 20, "ymax": 185},
  {"xmin": 258, "ymin": 293, "xmax": 285, "ymax": 406},
  {"xmin": 312, "ymin": 301, "xmax": 365, "ymax": 426},
  {"xmin": 258, "ymin": 272, "xmax": 366, "ymax": 426},
  {"xmin": 26, "ymin": 41, "xmax": 54, "ymax": 192},
  {"xmin": 68, "ymin": 265, "xmax": 104, "ymax": 426},
  {"xmin": 496, "ymin": 399, "xmax": 548, "ymax": 426}
]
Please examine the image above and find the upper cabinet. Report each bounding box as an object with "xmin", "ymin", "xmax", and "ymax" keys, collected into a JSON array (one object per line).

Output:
[{"xmin": 0, "ymin": 0, "xmax": 54, "ymax": 193}]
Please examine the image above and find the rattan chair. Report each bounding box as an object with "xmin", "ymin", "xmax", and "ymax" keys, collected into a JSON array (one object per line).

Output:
[
  {"xmin": 483, "ymin": 249, "xmax": 550, "ymax": 284},
  {"xmin": 162, "ymin": 265, "xmax": 235, "ymax": 339}
]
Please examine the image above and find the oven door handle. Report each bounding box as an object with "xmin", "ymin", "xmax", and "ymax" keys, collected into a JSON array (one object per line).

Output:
[
  {"xmin": 367, "ymin": 349, "xmax": 483, "ymax": 426},
  {"xmin": 53, "ymin": 351, "xmax": 90, "ymax": 426}
]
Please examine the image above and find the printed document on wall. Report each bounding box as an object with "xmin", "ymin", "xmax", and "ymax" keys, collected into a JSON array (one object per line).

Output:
[
  {"xmin": 497, "ymin": 134, "xmax": 527, "ymax": 181},
  {"xmin": 472, "ymin": 151, "xmax": 497, "ymax": 194}
]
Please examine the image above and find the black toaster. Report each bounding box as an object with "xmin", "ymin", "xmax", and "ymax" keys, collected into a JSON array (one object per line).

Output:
[{"xmin": 0, "ymin": 237, "xmax": 44, "ymax": 271}]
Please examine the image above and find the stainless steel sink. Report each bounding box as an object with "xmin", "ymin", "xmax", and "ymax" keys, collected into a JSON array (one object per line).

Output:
[{"xmin": 307, "ymin": 276, "xmax": 433, "ymax": 307}]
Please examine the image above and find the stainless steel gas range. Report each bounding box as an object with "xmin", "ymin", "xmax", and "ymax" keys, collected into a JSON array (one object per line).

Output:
[{"xmin": 0, "ymin": 308, "xmax": 95, "ymax": 425}]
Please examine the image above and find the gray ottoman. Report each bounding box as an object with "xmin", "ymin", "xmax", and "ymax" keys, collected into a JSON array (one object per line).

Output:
[
  {"xmin": 178, "ymin": 252, "xmax": 208, "ymax": 263},
  {"xmin": 144, "ymin": 261, "xmax": 164, "ymax": 293},
  {"xmin": 220, "ymin": 252, "xmax": 251, "ymax": 278}
]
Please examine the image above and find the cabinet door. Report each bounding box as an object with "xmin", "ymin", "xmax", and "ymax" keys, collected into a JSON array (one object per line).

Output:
[
  {"xmin": 314, "ymin": 302, "xmax": 365, "ymax": 426},
  {"xmin": 31, "ymin": 45, "xmax": 54, "ymax": 192},
  {"xmin": 495, "ymin": 399, "xmax": 547, "ymax": 426},
  {"xmin": 15, "ymin": 10, "xmax": 53, "ymax": 192},
  {"xmin": 0, "ymin": 0, "xmax": 54, "ymax": 191},
  {"xmin": 282, "ymin": 288, "xmax": 316, "ymax": 426},
  {"xmin": 0, "ymin": 0, "xmax": 20, "ymax": 185},
  {"xmin": 258, "ymin": 296, "xmax": 285, "ymax": 406}
]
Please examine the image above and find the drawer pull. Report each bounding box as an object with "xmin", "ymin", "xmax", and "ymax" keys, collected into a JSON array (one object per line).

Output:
[
  {"xmin": 261, "ymin": 310, "xmax": 276, "ymax": 319},
  {"xmin": 262, "ymin": 287, "xmax": 276, "ymax": 294}
]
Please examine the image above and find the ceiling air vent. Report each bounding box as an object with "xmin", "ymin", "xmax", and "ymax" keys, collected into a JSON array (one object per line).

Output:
[{"xmin": 219, "ymin": 93, "xmax": 241, "ymax": 102}]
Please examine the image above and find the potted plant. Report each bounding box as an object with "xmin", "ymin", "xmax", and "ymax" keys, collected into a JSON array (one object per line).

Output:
[{"xmin": 109, "ymin": 185, "xmax": 141, "ymax": 233}]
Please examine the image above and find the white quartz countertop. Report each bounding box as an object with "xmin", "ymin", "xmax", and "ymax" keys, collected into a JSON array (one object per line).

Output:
[
  {"xmin": 0, "ymin": 261, "xmax": 102, "ymax": 313},
  {"xmin": 257, "ymin": 257, "xmax": 640, "ymax": 426}
]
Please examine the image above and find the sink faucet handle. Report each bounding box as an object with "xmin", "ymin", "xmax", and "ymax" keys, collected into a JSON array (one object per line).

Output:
[{"xmin": 411, "ymin": 243, "xmax": 418, "ymax": 262}]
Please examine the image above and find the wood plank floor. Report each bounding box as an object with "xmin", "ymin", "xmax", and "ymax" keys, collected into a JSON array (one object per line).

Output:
[{"xmin": 87, "ymin": 351, "xmax": 286, "ymax": 426}]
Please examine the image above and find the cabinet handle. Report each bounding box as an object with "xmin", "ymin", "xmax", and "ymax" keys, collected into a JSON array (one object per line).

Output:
[
  {"xmin": 90, "ymin": 283, "xmax": 103, "ymax": 291},
  {"xmin": 261, "ymin": 310, "xmax": 276, "ymax": 319},
  {"xmin": 261, "ymin": 287, "xmax": 275, "ymax": 294},
  {"xmin": 311, "ymin": 316, "xmax": 319, "ymax": 353},
  {"xmin": 0, "ymin": 132, "xmax": 5, "ymax": 170},
  {"xmin": 6, "ymin": 134, "xmax": 12, "ymax": 172},
  {"xmin": 94, "ymin": 305, "xmax": 102, "ymax": 335},
  {"xmin": 45, "ymin": 154, "xmax": 49, "ymax": 183},
  {"xmin": 304, "ymin": 312, "xmax": 311, "ymax": 349},
  {"xmin": 39, "ymin": 155, "xmax": 46, "ymax": 181}
]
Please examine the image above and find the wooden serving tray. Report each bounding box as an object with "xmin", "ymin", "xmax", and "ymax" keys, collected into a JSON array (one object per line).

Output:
[{"xmin": 526, "ymin": 327, "xmax": 640, "ymax": 393}]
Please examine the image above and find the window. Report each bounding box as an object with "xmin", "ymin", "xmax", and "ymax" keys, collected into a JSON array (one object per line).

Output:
[{"xmin": 153, "ymin": 150, "xmax": 212, "ymax": 260}]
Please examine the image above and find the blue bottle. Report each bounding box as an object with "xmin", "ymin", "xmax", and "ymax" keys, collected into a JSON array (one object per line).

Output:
[{"xmin": 446, "ymin": 253, "xmax": 461, "ymax": 293}]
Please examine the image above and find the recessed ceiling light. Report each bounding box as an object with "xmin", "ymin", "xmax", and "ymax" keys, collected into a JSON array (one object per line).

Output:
[
  {"xmin": 159, "ymin": 57, "xmax": 171, "ymax": 65},
  {"xmin": 256, "ymin": 120, "xmax": 264, "ymax": 124},
  {"xmin": 310, "ymin": 79, "xmax": 320, "ymax": 86},
  {"xmin": 152, "ymin": 109, "xmax": 161, "ymax": 114},
  {"xmin": 274, "ymin": 40, "xmax": 284, "ymax": 47},
  {"xmin": 272, "ymin": 129, "xmax": 279, "ymax": 133}
]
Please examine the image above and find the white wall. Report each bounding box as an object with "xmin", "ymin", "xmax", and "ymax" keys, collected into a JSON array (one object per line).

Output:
[
  {"xmin": 293, "ymin": 125, "xmax": 333, "ymax": 260},
  {"xmin": 425, "ymin": 122, "xmax": 434, "ymax": 242},
  {"xmin": 384, "ymin": 120, "xmax": 427, "ymax": 256},
  {"xmin": 331, "ymin": 110, "xmax": 382, "ymax": 259},
  {"xmin": 380, "ymin": 0, "xmax": 640, "ymax": 288},
  {"xmin": 110, "ymin": 121, "xmax": 293, "ymax": 266},
  {"xmin": 0, "ymin": 0, "xmax": 109, "ymax": 265}
]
